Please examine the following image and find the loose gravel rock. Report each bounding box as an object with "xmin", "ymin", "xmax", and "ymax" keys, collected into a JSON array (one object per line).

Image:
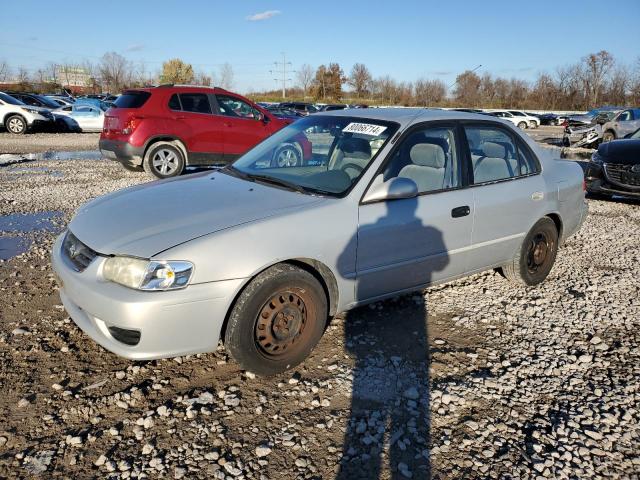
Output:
[
  {"xmin": 0, "ymin": 149, "xmax": 638, "ymax": 479},
  {"xmin": 0, "ymin": 132, "xmax": 100, "ymax": 154}
]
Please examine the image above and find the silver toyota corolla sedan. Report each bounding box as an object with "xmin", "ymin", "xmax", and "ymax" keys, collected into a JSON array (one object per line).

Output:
[{"xmin": 52, "ymin": 109, "xmax": 587, "ymax": 375}]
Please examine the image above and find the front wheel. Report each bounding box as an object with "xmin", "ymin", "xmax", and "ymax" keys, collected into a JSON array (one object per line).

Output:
[
  {"xmin": 271, "ymin": 143, "xmax": 302, "ymax": 167},
  {"xmin": 224, "ymin": 264, "xmax": 328, "ymax": 376},
  {"xmin": 144, "ymin": 142, "xmax": 185, "ymax": 179},
  {"xmin": 6, "ymin": 115, "xmax": 27, "ymax": 134},
  {"xmin": 500, "ymin": 217, "xmax": 558, "ymax": 286},
  {"xmin": 517, "ymin": 121, "xmax": 528, "ymax": 129}
]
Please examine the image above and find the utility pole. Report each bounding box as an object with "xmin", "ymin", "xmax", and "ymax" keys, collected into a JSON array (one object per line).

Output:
[{"xmin": 270, "ymin": 52, "xmax": 292, "ymax": 99}]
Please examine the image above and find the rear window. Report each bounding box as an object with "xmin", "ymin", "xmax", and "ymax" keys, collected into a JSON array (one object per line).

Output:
[{"xmin": 113, "ymin": 91, "xmax": 151, "ymax": 109}]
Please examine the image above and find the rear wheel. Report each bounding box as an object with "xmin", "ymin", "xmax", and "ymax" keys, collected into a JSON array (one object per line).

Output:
[
  {"xmin": 602, "ymin": 131, "xmax": 615, "ymax": 143},
  {"xmin": 144, "ymin": 142, "xmax": 185, "ymax": 179},
  {"xmin": 517, "ymin": 121, "xmax": 528, "ymax": 129},
  {"xmin": 529, "ymin": 121, "xmax": 538, "ymax": 129},
  {"xmin": 224, "ymin": 264, "xmax": 327, "ymax": 376},
  {"xmin": 500, "ymin": 217, "xmax": 558, "ymax": 286},
  {"xmin": 6, "ymin": 115, "xmax": 27, "ymax": 134}
]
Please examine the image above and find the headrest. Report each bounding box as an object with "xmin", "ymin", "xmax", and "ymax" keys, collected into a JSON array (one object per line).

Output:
[
  {"xmin": 410, "ymin": 143, "xmax": 445, "ymax": 168},
  {"xmin": 481, "ymin": 142, "xmax": 506, "ymax": 159},
  {"xmin": 340, "ymin": 137, "xmax": 371, "ymax": 159}
]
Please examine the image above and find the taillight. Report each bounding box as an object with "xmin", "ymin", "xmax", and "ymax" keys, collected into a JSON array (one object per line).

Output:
[
  {"xmin": 122, "ymin": 116, "xmax": 143, "ymax": 135},
  {"xmin": 582, "ymin": 180, "xmax": 586, "ymax": 192}
]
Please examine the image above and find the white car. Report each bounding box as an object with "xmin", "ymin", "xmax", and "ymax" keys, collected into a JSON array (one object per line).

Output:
[
  {"xmin": 508, "ymin": 110, "xmax": 539, "ymax": 129},
  {"xmin": 0, "ymin": 91, "xmax": 55, "ymax": 134},
  {"xmin": 54, "ymin": 103, "xmax": 106, "ymax": 132},
  {"xmin": 490, "ymin": 110, "xmax": 533, "ymax": 129}
]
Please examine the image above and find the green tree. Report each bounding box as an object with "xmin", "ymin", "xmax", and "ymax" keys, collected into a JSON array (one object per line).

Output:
[
  {"xmin": 160, "ymin": 58, "xmax": 195, "ymax": 84},
  {"xmin": 312, "ymin": 63, "xmax": 345, "ymax": 101}
]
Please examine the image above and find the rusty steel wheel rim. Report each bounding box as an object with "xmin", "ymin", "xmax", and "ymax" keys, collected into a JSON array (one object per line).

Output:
[
  {"xmin": 255, "ymin": 289, "xmax": 315, "ymax": 358},
  {"xmin": 527, "ymin": 232, "xmax": 553, "ymax": 274}
]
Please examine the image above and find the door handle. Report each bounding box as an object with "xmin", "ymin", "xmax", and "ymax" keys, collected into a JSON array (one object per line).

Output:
[{"xmin": 451, "ymin": 206, "xmax": 470, "ymax": 218}]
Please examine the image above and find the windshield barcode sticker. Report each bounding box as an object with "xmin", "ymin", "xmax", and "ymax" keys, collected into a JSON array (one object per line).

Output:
[{"xmin": 342, "ymin": 123, "xmax": 387, "ymax": 136}]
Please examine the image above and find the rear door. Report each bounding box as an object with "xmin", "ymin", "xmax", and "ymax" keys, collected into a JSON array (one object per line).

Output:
[
  {"xmin": 617, "ymin": 110, "xmax": 640, "ymax": 137},
  {"xmin": 171, "ymin": 92, "xmax": 225, "ymax": 162},
  {"xmin": 462, "ymin": 122, "xmax": 546, "ymax": 271},
  {"xmin": 215, "ymin": 94, "xmax": 274, "ymax": 161}
]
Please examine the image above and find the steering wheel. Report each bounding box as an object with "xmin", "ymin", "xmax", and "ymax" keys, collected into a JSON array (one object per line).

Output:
[{"xmin": 340, "ymin": 162, "xmax": 364, "ymax": 176}]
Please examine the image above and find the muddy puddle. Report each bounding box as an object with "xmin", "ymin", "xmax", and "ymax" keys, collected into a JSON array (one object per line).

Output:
[
  {"xmin": 0, "ymin": 150, "xmax": 102, "ymax": 167},
  {"xmin": 0, "ymin": 211, "xmax": 64, "ymax": 260}
]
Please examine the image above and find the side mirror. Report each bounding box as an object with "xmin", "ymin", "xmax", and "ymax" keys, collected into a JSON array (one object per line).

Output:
[
  {"xmin": 362, "ymin": 177, "xmax": 418, "ymax": 204},
  {"xmin": 257, "ymin": 112, "xmax": 269, "ymax": 123}
]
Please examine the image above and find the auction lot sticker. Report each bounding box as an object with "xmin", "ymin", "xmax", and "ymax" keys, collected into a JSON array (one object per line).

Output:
[{"xmin": 343, "ymin": 123, "xmax": 387, "ymax": 136}]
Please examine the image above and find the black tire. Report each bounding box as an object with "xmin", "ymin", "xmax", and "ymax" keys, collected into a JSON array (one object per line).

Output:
[
  {"xmin": 143, "ymin": 142, "xmax": 185, "ymax": 179},
  {"xmin": 271, "ymin": 143, "xmax": 302, "ymax": 167},
  {"xmin": 517, "ymin": 121, "xmax": 528, "ymax": 129},
  {"xmin": 224, "ymin": 264, "xmax": 328, "ymax": 376},
  {"xmin": 602, "ymin": 131, "xmax": 615, "ymax": 143},
  {"xmin": 529, "ymin": 121, "xmax": 538, "ymax": 129},
  {"xmin": 6, "ymin": 115, "xmax": 27, "ymax": 134},
  {"xmin": 121, "ymin": 162, "xmax": 144, "ymax": 172},
  {"xmin": 500, "ymin": 217, "xmax": 558, "ymax": 286}
]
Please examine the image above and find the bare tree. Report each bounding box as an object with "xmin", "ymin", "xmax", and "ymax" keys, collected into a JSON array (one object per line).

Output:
[
  {"xmin": 99, "ymin": 52, "xmax": 132, "ymax": 93},
  {"xmin": 453, "ymin": 70, "xmax": 481, "ymax": 107},
  {"xmin": 218, "ymin": 63, "xmax": 234, "ymax": 89},
  {"xmin": 414, "ymin": 78, "xmax": 446, "ymax": 106},
  {"xmin": 16, "ymin": 67, "xmax": 30, "ymax": 84},
  {"xmin": 582, "ymin": 50, "xmax": 614, "ymax": 107},
  {"xmin": 296, "ymin": 64, "xmax": 314, "ymax": 99},
  {"xmin": 194, "ymin": 70, "xmax": 212, "ymax": 86},
  {"xmin": 349, "ymin": 63, "xmax": 372, "ymax": 99},
  {"xmin": 605, "ymin": 65, "xmax": 630, "ymax": 105}
]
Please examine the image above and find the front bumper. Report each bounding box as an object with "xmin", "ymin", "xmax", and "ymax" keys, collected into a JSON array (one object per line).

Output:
[
  {"xmin": 51, "ymin": 233, "xmax": 245, "ymax": 360},
  {"xmin": 99, "ymin": 138, "xmax": 145, "ymax": 166}
]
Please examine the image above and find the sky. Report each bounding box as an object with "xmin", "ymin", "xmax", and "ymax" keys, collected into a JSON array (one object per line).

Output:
[{"xmin": 2, "ymin": 0, "xmax": 639, "ymax": 94}]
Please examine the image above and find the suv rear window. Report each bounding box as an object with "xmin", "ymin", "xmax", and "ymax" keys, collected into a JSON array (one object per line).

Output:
[{"xmin": 113, "ymin": 91, "xmax": 151, "ymax": 108}]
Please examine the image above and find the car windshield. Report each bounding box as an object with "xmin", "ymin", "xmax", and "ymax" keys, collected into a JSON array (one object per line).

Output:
[
  {"xmin": 631, "ymin": 128, "xmax": 640, "ymax": 139},
  {"xmin": 34, "ymin": 95, "xmax": 61, "ymax": 108},
  {"xmin": 0, "ymin": 92, "xmax": 25, "ymax": 105},
  {"xmin": 227, "ymin": 115, "xmax": 399, "ymax": 196}
]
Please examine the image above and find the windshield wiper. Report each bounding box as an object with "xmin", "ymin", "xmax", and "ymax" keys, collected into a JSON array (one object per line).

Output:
[{"xmin": 244, "ymin": 173, "xmax": 307, "ymax": 194}]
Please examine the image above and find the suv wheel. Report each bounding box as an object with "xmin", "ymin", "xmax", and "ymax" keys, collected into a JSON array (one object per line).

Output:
[
  {"xmin": 6, "ymin": 115, "xmax": 27, "ymax": 134},
  {"xmin": 271, "ymin": 144, "xmax": 302, "ymax": 167},
  {"xmin": 517, "ymin": 121, "xmax": 528, "ymax": 129},
  {"xmin": 529, "ymin": 121, "xmax": 538, "ymax": 129},
  {"xmin": 144, "ymin": 142, "xmax": 185, "ymax": 179}
]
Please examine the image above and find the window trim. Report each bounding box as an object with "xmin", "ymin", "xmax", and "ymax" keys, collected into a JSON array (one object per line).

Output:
[
  {"xmin": 458, "ymin": 120, "xmax": 542, "ymax": 187},
  {"xmin": 168, "ymin": 93, "xmax": 182, "ymax": 111},
  {"xmin": 359, "ymin": 120, "xmax": 469, "ymax": 205}
]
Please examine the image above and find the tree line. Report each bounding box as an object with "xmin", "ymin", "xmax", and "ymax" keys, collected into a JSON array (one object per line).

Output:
[
  {"xmin": 1, "ymin": 50, "xmax": 638, "ymax": 111},
  {"xmin": 253, "ymin": 50, "xmax": 640, "ymax": 110}
]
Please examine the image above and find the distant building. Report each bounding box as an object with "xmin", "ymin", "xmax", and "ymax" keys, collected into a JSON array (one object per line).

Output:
[{"xmin": 55, "ymin": 66, "xmax": 93, "ymax": 93}]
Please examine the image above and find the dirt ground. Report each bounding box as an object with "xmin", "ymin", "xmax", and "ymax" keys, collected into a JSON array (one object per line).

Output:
[{"xmin": 0, "ymin": 131, "xmax": 638, "ymax": 479}]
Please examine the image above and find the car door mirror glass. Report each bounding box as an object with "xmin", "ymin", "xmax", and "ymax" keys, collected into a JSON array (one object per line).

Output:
[{"xmin": 362, "ymin": 177, "xmax": 418, "ymax": 204}]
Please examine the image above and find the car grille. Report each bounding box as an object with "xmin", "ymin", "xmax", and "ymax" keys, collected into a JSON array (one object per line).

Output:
[
  {"xmin": 604, "ymin": 163, "xmax": 640, "ymax": 188},
  {"xmin": 62, "ymin": 231, "xmax": 98, "ymax": 272}
]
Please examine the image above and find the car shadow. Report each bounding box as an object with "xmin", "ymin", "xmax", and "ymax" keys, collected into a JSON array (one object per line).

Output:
[{"xmin": 335, "ymin": 196, "xmax": 448, "ymax": 479}]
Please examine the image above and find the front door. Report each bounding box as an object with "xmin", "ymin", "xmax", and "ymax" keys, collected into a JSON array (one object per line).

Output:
[{"xmin": 356, "ymin": 124, "xmax": 474, "ymax": 302}]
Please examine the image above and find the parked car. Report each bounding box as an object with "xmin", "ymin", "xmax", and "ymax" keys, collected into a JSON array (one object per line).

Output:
[
  {"xmin": 100, "ymin": 86, "xmax": 306, "ymax": 177},
  {"xmin": 567, "ymin": 107, "xmax": 623, "ymax": 127},
  {"xmin": 601, "ymin": 108, "xmax": 640, "ymax": 142},
  {"xmin": 562, "ymin": 111, "xmax": 617, "ymax": 148},
  {"xmin": 537, "ymin": 113, "xmax": 559, "ymax": 126},
  {"xmin": 0, "ymin": 91, "xmax": 54, "ymax": 134},
  {"xmin": 54, "ymin": 103, "xmax": 107, "ymax": 132},
  {"xmin": 507, "ymin": 110, "xmax": 540, "ymax": 128},
  {"xmin": 279, "ymin": 102, "xmax": 319, "ymax": 116},
  {"xmin": 46, "ymin": 95, "xmax": 76, "ymax": 107},
  {"xmin": 53, "ymin": 109, "xmax": 587, "ymax": 375},
  {"xmin": 488, "ymin": 110, "xmax": 530, "ymax": 129},
  {"xmin": 583, "ymin": 127, "xmax": 640, "ymax": 198},
  {"xmin": 264, "ymin": 106, "xmax": 305, "ymax": 122},
  {"xmin": 8, "ymin": 92, "xmax": 62, "ymax": 110},
  {"xmin": 319, "ymin": 104, "xmax": 348, "ymax": 111}
]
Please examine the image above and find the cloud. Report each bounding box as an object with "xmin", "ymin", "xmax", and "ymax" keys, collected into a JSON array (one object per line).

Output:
[
  {"xmin": 28, "ymin": 36, "xmax": 38, "ymax": 42},
  {"xmin": 430, "ymin": 71, "xmax": 452, "ymax": 76},
  {"xmin": 125, "ymin": 43, "xmax": 145, "ymax": 52},
  {"xmin": 246, "ymin": 10, "xmax": 281, "ymax": 21}
]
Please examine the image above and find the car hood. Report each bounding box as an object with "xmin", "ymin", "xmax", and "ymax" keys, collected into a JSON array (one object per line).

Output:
[
  {"xmin": 597, "ymin": 139, "xmax": 640, "ymax": 164},
  {"xmin": 69, "ymin": 171, "xmax": 324, "ymax": 258}
]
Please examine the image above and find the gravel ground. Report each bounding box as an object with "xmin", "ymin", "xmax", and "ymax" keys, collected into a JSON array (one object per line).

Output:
[
  {"xmin": 0, "ymin": 144, "xmax": 638, "ymax": 479},
  {"xmin": 0, "ymin": 132, "xmax": 100, "ymax": 154}
]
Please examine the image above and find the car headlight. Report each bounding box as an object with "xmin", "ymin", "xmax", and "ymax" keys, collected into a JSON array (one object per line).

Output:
[
  {"xmin": 103, "ymin": 256, "xmax": 193, "ymax": 291},
  {"xmin": 24, "ymin": 108, "xmax": 41, "ymax": 115}
]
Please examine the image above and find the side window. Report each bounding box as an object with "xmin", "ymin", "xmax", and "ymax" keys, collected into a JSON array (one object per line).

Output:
[
  {"xmin": 168, "ymin": 94, "xmax": 181, "ymax": 110},
  {"xmin": 179, "ymin": 93, "xmax": 211, "ymax": 114},
  {"xmin": 465, "ymin": 125, "xmax": 535, "ymax": 183},
  {"xmin": 216, "ymin": 95, "xmax": 258, "ymax": 119},
  {"xmin": 382, "ymin": 126, "xmax": 460, "ymax": 193},
  {"xmin": 618, "ymin": 111, "xmax": 631, "ymax": 122},
  {"xmin": 21, "ymin": 96, "xmax": 38, "ymax": 106}
]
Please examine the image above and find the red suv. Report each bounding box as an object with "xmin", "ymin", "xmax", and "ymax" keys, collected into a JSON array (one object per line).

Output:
[{"xmin": 100, "ymin": 85, "xmax": 309, "ymax": 178}]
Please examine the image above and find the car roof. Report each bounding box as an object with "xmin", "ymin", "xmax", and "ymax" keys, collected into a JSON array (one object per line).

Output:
[{"xmin": 319, "ymin": 107, "xmax": 501, "ymax": 127}]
